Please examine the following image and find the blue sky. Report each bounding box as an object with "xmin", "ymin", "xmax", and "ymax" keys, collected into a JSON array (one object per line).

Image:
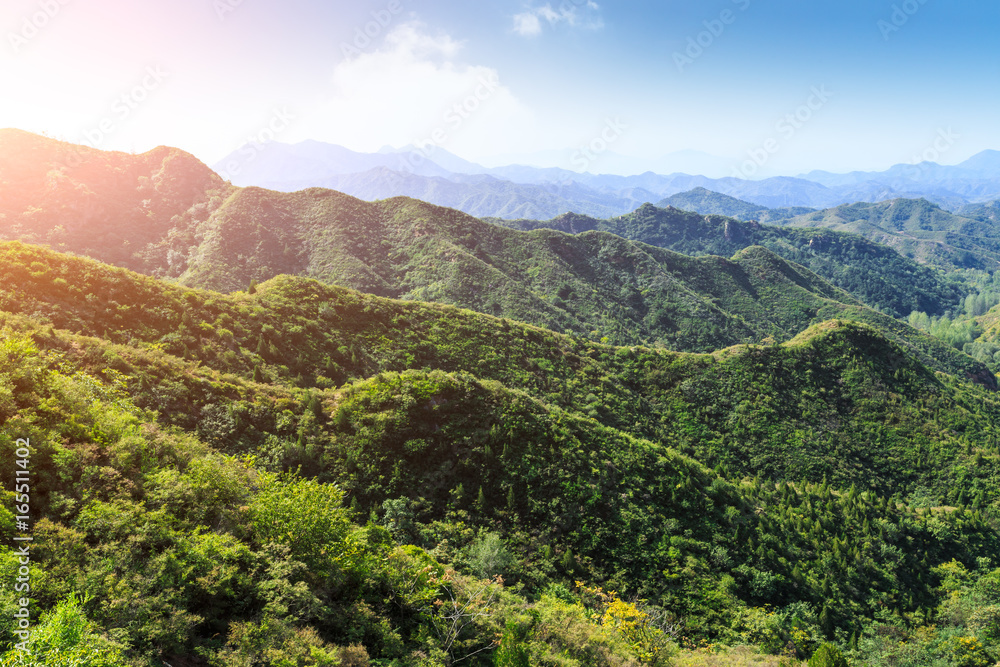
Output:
[{"xmin": 1, "ymin": 0, "xmax": 998, "ymax": 176}]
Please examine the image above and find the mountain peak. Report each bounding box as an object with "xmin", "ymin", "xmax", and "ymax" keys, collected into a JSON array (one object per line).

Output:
[
  {"xmin": 656, "ymin": 188, "xmax": 769, "ymax": 220},
  {"xmin": 959, "ymin": 149, "xmax": 1000, "ymax": 174}
]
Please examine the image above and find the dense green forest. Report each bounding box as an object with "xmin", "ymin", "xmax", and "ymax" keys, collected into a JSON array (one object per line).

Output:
[
  {"xmin": 1, "ymin": 240, "xmax": 1000, "ymax": 665},
  {"xmin": 780, "ymin": 199, "xmax": 1000, "ymax": 273},
  {"xmin": 3, "ymin": 132, "xmax": 1000, "ymax": 665},
  {"xmin": 492, "ymin": 203, "xmax": 963, "ymax": 319},
  {"xmin": 652, "ymin": 188, "xmax": 815, "ymax": 225}
]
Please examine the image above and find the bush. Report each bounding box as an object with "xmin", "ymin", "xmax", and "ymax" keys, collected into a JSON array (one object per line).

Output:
[
  {"xmin": 249, "ymin": 472, "xmax": 354, "ymax": 576},
  {"xmin": 0, "ymin": 594, "xmax": 128, "ymax": 666},
  {"xmin": 808, "ymin": 643, "xmax": 847, "ymax": 667},
  {"xmin": 465, "ymin": 531, "xmax": 514, "ymax": 580}
]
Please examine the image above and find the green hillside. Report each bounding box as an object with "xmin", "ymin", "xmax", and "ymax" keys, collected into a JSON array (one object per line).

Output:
[
  {"xmin": 174, "ymin": 189, "xmax": 893, "ymax": 352},
  {"xmin": 652, "ymin": 188, "xmax": 813, "ymax": 224},
  {"xmin": 494, "ymin": 202, "xmax": 963, "ymax": 318},
  {"xmin": 0, "ymin": 240, "xmax": 994, "ymax": 500},
  {"xmin": 2, "ymin": 242, "xmax": 1000, "ymax": 665},
  {"xmin": 0, "ymin": 131, "xmax": 964, "ymax": 331},
  {"xmin": 960, "ymin": 199, "xmax": 1000, "ymax": 224},
  {"xmin": 784, "ymin": 198, "xmax": 1000, "ymax": 272},
  {"xmin": 0, "ymin": 323, "xmax": 685, "ymax": 667},
  {"xmin": 5, "ymin": 131, "xmax": 1000, "ymax": 665},
  {"xmin": 655, "ymin": 188, "xmax": 769, "ymax": 220},
  {"xmin": 0, "ymin": 128, "xmax": 230, "ymax": 270}
]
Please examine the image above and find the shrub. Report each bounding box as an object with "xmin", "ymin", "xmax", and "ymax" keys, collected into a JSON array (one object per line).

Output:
[{"xmin": 808, "ymin": 643, "xmax": 847, "ymax": 667}]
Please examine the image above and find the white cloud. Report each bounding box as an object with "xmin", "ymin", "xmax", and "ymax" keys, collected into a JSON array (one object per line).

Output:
[
  {"xmin": 513, "ymin": 2, "xmax": 604, "ymax": 36},
  {"xmin": 378, "ymin": 22, "xmax": 463, "ymax": 60},
  {"xmin": 513, "ymin": 12, "xmax": 543, "ymax": 36},
  {"xmin": 305, "ymin": 22, "xmax": 539, "ymax": 161}
]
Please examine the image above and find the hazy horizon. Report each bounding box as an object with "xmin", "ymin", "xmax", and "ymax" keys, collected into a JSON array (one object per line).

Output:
[
  {"xmin": 207, "ymin": 136, "xmax": 996, "ymax": 182},
  {"xmin": 2, "ymin": 0, "xmax": 998, "ymax": 178}
]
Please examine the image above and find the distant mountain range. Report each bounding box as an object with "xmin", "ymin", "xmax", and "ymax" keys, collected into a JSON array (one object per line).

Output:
[
  {"xmin": 800, "ymin": 150, "xmax": 1000, "ymax": 208},
  {"xmin": 213, "ymin": 140, "xmax": 1000, "ymax": 219},
  {"xmin": 0, "ymin": 128, "xmax": 975, "ymax": 363},
  {"xmin": 610, "ymin": 186, "xmax": 1000, "ymax": 274}
]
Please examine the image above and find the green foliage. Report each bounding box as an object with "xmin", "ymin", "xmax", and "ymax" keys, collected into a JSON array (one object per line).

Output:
[
  {"xmin": 3, "ymin": 181, "xmax": 1000, "ymax": 665},
  {"xmin": 2, "ymin": 252, "xmax": 1000, "ymax": 653},
  {"xmin": 464, "ymin": 532, "xmax": 515, "ymax": 581},
  {"xmin": 847, "ymin": 560, "xmax": 1000, "ymax": 666},
  {"xmin": 0, "ymin": 324, "xmax": 667, "ymax": 666},
  {"xmin": 909, "ymin": 310, "xmax": 982, "ymax": 351},
  {"xmin": 500, "ymin": 202, "xmax": 964, "ymax": 319},
  {"xmin": 212, "ymin": 616, "xmax": 343, "ymax": 666},
  {"xmin": 806, "ymin": 644, "xmax": 846, "ymax": 667},
  {"xmin": 249, "ymin": 472, "xmax": 354, "ymax": 575},
  {"xmin": 383, "ymin": 497, "xmax": 416, "ymax": 544},
  {"xmin": 0, "ymin": 594, "xmax": 128, "ymax": 666},
  {"xmin": 909, "ymin": 286, "xmax": 1000, "ymax": 374},
  {"xmin": 782, "ymin": 197, "xmax": 1000, "ymax": 273},
  {"xmin": 514, "ymin": 594, "xmax": 643, "ymax": 667},
  {"xmin": 494, "ymin": 621, "xmax": 531, "ymax": 667},
  {"xmin": 656, "ymin": 188, "xmax": 769, "ymax": 221}
]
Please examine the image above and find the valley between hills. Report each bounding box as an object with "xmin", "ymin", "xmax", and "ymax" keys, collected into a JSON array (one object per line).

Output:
[{"xmin": 4, "ymin": 129, "xmax": 1000, "ymax": 666}]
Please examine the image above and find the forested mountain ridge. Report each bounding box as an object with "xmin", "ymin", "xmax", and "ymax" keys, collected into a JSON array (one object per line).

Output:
[
  {"xmin": 493, "ymin": 202, "xmax": 964, "ymax": 319},
  {"xmin": 3, "ymin": 240, "xmax": 1000, "ymax": 665},
  {"xmin": 783, "ymin": 197, "xmax": 1000, "ymax": 271},
  {"xmin": 0, "ymin": 222, "xmax": 986, "ymax": 392},
  {"xmin": 0, "ymin": 130, "xmax": 965, "ymax": 354},
  {"xmin": 0, "ymin": 240, "xmax": 996, "ymax": 501},
  {"xmin": 960, "ymin": 199, "xmax": 1000, "ymax": 223},
  {"xmin": 655, "ymin": 187, "xmax": 769, "ymax": 220},
  {"xmin": 0, "ymin": 128, "xmax": 230, "ymax": 269},
  {"xmin": 172, "ymin": 188, "xmax": 899, "ymax": 352},
  {"xmin": 654, "ymin": 187, "xmax": 815, "ymax": 223}
]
